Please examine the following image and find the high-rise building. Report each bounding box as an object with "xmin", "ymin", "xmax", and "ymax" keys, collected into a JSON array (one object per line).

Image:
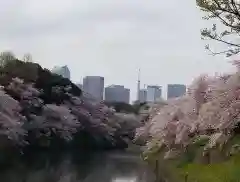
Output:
[
  {"xmin": 105, "ymin": 85, "xmax": 130, "ymax": 104},
  {"xmin": 146, "ymin": 85, "xmax": 162, "ymax": 103},
  {"xmin": 83, "ymin": 76, "xmax": 104, "ymax": 100},
  {"xmin": 167, "ymin": 84, "xmax": 186, "ymax": 99},
  {"xmin": 51, "ymin": 65, "xmax": 71, "ymax": 80},
  {"xmin": 139, "ymin": 89, "xmax": 147, "ymax": 103}
]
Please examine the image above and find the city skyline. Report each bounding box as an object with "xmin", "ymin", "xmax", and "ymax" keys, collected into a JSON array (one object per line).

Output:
[
  {"xmin": 105, "ymin": 85, "xmax": 130, "ymax": 104},
  {"xmin": 83, "ymin": 76, "xmax": 104, "ymax": 100},
  {"xmin": 0, "ymin": 0, "xmax": 235, "ymax": 104},
  {"xmin": 51, "ymin": 65, "xmax": 187, "ymax": 102},
  {"xmin": 76, "ymin": 74, "xmax": 186, "ymax": 102}
]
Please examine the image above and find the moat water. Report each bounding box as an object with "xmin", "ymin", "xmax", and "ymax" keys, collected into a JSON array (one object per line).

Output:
[{"xmin": 0, "ymin": 150, "xmax": 155, "ymax": 182}]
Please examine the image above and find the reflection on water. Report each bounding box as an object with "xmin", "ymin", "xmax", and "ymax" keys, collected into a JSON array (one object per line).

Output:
[
  {"xmin": 112, "ymin": 177, "xmax": 137, "ymax": 182},
  {"xmin": 0, "ymin": 151, "xmax": 155, "ymax": 182}
]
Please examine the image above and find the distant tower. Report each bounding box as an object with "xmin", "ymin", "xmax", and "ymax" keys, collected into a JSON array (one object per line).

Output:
[{"xmin": 137, "ymin": 69, "xmax": 141, "ymax": 102}]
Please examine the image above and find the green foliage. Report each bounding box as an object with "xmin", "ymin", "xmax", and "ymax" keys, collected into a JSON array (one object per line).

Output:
[
  {"xmin": 146, "ymin": 150, "xmax": 240, "ymax": 182},
  {"xmin": 0, "ymin": 57, "xmax": 81, "ymax": 104},
  {"xmin": 133, "ymin": 102, "xmax": 148, "ymax": 114},
  {"xmin": 177, "ymin": 149, "xmax": 197, "ymax": 168},
  {"xmin": 104, "ymin": 102, "xmax": 146, "ymax": 114},
  {"xmin": 196, "ymin": 0, "xmax": 240, "ymax": 56},
  {"xmin": 176, "ymin": 140, "xmax": 207, "ymax": 168},
  {"xmin": 0, "ymin": 59, "xmax": 39, "ymax": 84},
  {"xmin": 35, "ymin": 68, "xmax": 81, "ymax": 103},
  {"xmin": 142, "ymin": 140, "xmax": 164, "ymax": 161},
  {"xmin": 145, "ymin": 135, "xmax": 240, "ymax": 182},
  {"xmin": 193, "ymin": 135, "xmax": 210, "ymax": 147},
  {"xmin": 105, "ymin": 102, "xmax": 133, "ymax": 113},
  {"xmin": 0, "ymin": 51, "xmax": 133, "ymax": 152},
  {"xmin": 179, "ymin": 154, "xmax": 240, "ymax": 182}
]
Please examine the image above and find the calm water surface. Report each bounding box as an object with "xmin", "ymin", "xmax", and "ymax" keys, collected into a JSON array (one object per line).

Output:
[{"xmin": 0, "ymin": 151, "xmax": 155, "ymax": 182}]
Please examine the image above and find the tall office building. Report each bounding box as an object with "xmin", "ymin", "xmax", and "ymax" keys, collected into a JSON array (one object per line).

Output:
[
  {"xmin": 105, "ymin": 85, "xmax": 130, "ymax": 104},
  {"xmin": 139, "ymin": 89, "xmax": 147, "ymax": 103},
  {"xmin": 51, "ymin": 65, "xmax": 71, "ymax": 80},
  {"xmin": 146, "ymin": 85, "xmax": 162, "ymax": 103},
  {"xmin": 83, "ymin": 76, "xmax": 104, "ymax": 100},
  {"xmin": 167, "ymin": 84, "xmax": 186, "ymax": 99}
]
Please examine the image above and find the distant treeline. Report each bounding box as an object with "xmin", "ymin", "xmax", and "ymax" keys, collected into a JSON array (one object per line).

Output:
[{"xmin": 104, "ymin": 101, "xmax": 148, "ymax": 114}]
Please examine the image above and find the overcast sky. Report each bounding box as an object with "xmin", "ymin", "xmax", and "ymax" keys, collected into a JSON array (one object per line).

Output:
[{"xmin": 0, "ymin": 0, "xmax": 236, "ymax": 100}]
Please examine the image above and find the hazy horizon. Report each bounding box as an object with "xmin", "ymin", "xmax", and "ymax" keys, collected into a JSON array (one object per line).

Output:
[{"xmin": 0, "ymin": 0, "xmax": 236, "ymax": 100}]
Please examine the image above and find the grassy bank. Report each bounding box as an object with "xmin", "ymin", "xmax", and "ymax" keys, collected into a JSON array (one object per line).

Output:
[
  {"xmin": 144, "ymin": 135, "xmax": 240, "ymax": 182},
  {"xmin": 149, "ymin": 154, "xmax": 240, "ymax": 182}
]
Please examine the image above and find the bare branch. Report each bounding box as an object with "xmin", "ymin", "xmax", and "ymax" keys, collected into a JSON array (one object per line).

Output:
[
  {"xmin": 206, "ymin": 0, "xmax": 240, "ymax": 18},
  {"xmin": 210, "ymin": 10, "xmax": 240, "ymax": 29},
  {"xmin": 197, "ymin": 0, "xmax": 240, "ymax": 56},
  {"xmin": 208, "ymin": 49, "xmax": 230, "ymax": 55},
  {"xmin": 210, "ymin": 34, "xmax": 240, "ymax": 47},
  {"xmin": 212, "ymin": 0, "xmax": 222, "ymax": 8},
  {"xmin": 230, "ymin": 0, "xmax": 240, "ymax": 18}
]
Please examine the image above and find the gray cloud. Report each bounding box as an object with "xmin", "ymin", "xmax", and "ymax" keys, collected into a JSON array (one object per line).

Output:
[{"xmin": 0, "ymin": 0, "xmax": 234, "ymax": 101}]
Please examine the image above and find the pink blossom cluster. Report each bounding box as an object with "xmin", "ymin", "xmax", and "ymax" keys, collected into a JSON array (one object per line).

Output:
[
  {"xmin": 0, "ymin": 89, "xmax": 26, "ymax": 145},
  {"xmin": 0, "ymin": 77, "xmax": 138, "ymax": 148},
  {"xmin": 136, "ymin": 62, "xmax": 240, "ymax": 156}
]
